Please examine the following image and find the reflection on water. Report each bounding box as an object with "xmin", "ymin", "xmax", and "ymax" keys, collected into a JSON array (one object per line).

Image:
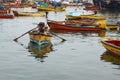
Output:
[
  {"xmin": 98, "ymin": 30, "xmax": 106, "ymax": 37},
  {"xmin": 101, "ymin": 51, "xmax": 120, "ymax": 65},
  {"xmin": 50, "ymin": 29, "xmax": 107, "ymax": 37},
  {"xmin": 28, "ymin": 41, "xmax": 53, "ymax": 62}
]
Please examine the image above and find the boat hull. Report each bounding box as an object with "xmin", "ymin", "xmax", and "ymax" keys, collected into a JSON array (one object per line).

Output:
[
  {"xmin": 13, "ymin": 11, "xmax": 45, "ymax": 17},
  {"xmin": 0, "ymin": 14, "xmax": 14, "ymax": 19},
  {"xmin": 0, "ymin": 10, "xmax": 8, "ymax": 14},
  {"xmin": 0, "ymin": 9, "xmax": 11, "ymax": 14},
  {"xmin": 37, "ymin": 7, "xmax": 66, "ymax": 12},
  {"xmin": 29, "ymin": 33, "xmax": 51, "ymax": 45},
  {"xmin": 47, "ymin": 20, "xmax": 102, "ymax": 31},
  {"xmin": 101, "ymin": 40, "xmax": 120, "ymax": 56},
  {"xmin": 84, "ymin": 6, "xmax": 100, "ymax": 11},
  {"xmin": 66, "ymin": 15, "xmax": 105, "ymax": 20}
]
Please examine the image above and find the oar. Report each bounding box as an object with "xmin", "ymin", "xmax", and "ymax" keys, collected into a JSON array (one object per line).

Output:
[
  {"xmin": 13, "ymin": 26, "xmax": 38, "ymax": 42},
  {"xmin": 50, "ymin": 32, "xmax": 66, "ymax": 42}
]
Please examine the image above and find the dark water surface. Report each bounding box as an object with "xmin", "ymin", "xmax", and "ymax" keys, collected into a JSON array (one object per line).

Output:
[{"xmin": 0, "ymin": 7, "xmax": 120, "ymax": 80}]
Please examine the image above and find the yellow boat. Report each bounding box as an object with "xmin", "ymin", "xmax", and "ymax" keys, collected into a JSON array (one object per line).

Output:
[
  {"xmin": 29, "ymin": 31, "xmax": 52, "ymax": 45},
  {"xmin": 80, "ymin": 15, "xmax": 105, "ymax": 20},
  {"xmin": 13, "ymin": 11, "xmax": 45, "ymax": 17},
  {"xmin": 96, "ymin": 20, "xmax": 118, "ymax": 29},
  {"xmin": 66, "ymin": 15, "xmax": 82, "ymax": 20},
  {"xmin": 101, "ymin": 40, "xmax": 120, "ymax": 56},
  {"xmin": 66, "ymin": 14, "xmax": 105, "ymax": 20},
  {"xmin": 106, "ymin": 25, "xmax": 118, "ymax": 29},
  {"xmin": 37, "ymin": 7, "xmax": 66, "ymax": 12},
  {"xmin": 87, "ymin": 20, "xmax": 119, "ymax": 30}
]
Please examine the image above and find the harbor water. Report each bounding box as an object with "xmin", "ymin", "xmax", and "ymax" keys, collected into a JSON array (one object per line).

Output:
[{"xmin": 0, "ymin": 7, "xmax": 120, "ymax": 80}]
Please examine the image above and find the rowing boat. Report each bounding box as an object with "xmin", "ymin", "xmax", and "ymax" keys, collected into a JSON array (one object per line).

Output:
[
  {"xmin": 29, "ymin": 31, "xmax": 52, "ymax": 45},
  {"xmin": 101, "ymin": 40, "xmax": 120, "ymax": 56},
  {"xmin": 47, "ymin": 20, "xmax": 102, "ymax": 31}
]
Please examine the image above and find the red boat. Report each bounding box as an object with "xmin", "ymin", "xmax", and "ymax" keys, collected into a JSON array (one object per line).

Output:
[
  {"xmin": 84, "ymin": 6, "xmax": 100, "ymax": 11},
  {"xmin": 84, "ymin": 6, "xmax": 107, "ymax": 11},
  {"xmin": 0, "ymin": 6, "xmax": 13, "ymax": 19},
  {"xmin": 0, "ymin": 14, "xmax": 14, "ymax": 19},
  {"xmin": 0, "ymin": 6, "xmax": 11, "ymax": 14},
  {"xmin": 0, "ymin": 10, "xmax": 8, "ymax": 14},
  {"xmin": 47, "ymin": 20, "xmax": 102, "ymax": 31},
  {"xmin": 0, "ymin": 9, "xmax": 11, "ymax": 13}
]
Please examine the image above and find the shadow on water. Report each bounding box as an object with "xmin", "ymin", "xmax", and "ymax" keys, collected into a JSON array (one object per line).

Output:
[{"xmin": 101, "ymin": 51, "xmax": 120, "ymax": 70}]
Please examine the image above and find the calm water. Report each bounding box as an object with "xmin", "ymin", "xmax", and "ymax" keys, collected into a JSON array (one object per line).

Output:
[{"xmin": 0, "ymin": 7, "xmax": 120, "ymax": 80}]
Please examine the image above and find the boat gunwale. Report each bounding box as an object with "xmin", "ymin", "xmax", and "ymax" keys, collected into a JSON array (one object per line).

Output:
[
  {"xmin": 101, "ymin": 40, "xmax": 120, "ymax": 50},
  {"xmin": 29, "ymin": 32, "xmax": 52, "ymax": 37}
]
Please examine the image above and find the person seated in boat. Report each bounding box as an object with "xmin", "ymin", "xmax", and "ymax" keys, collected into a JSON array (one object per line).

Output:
[
  {"xmin": 38, "ymin": 22, "xmax": 45, "ymax": 34},
  {"xmin": 38, "ymin": 22, "xmax": 49, "ymax": 35}
]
